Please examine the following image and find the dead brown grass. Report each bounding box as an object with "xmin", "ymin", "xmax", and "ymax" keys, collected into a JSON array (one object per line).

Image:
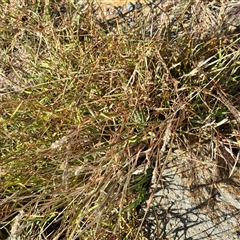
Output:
[{"xmin": 0, "ymin": 0, "xmax": 239, "ymax": 239}]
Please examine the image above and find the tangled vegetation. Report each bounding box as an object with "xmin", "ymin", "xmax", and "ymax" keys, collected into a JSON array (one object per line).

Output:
[{"xmin": 0, "ymin": 0, "xmax": 239, "ymax": 239}]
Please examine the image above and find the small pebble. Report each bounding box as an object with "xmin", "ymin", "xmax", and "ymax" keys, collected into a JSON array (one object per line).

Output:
[
  {"xmin": 135, "ymin": 1, "xmax": 142, "ymax": 9},
  {"xmin": 126, "ymin": 2, "xmax": 135, "ymax": 12}
]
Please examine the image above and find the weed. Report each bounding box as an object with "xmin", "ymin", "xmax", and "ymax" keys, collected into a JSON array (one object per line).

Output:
[{"xmin": 0, "ymin": 0, "xmax": 239, "ymax": 239}]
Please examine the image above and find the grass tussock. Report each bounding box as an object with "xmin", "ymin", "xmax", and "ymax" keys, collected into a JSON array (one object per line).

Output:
[{"xmin": 0, "ymin": 0, "xmax": 240, "ymax": 239}]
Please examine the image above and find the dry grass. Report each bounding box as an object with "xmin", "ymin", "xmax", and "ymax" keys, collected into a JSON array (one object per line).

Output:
[{"xmin": 0, "ymin": 0, "xmax": 239, "ymax": 239}]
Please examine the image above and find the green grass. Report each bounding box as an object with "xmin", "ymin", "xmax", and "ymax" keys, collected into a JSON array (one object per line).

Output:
[{"xmin": 0, "ymin": 0, "xmax": 239, "ymax": 239}]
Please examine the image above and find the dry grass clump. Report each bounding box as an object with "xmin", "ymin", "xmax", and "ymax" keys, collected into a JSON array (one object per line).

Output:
[{"xmin": 0, "ymin": 0, "xmax": 239, "ymax": 239}]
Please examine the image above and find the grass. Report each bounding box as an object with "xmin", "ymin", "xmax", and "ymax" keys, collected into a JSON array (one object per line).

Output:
[{"xmin": 0, "ymin": 0, "xmax": 239, "ymax": 239}]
